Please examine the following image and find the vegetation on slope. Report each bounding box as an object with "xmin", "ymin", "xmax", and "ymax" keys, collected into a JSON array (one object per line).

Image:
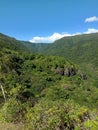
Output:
[
  {"xmin": 36, "ymin": 33, "xmax": 98, "ymax": 66},
  {"xmin": 27, "ymin": 33, "xmax": 98, "ymax": 93},
  {"xmin": 0, "ymin": 33, "xmax": 29, "ymax": 52},
  {"xmin": 0, "ymin": 33, "xmax": 98, "ymax": 129}
]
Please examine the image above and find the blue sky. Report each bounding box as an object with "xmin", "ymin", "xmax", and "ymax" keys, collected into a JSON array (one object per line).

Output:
[{"xmin": 0, "ymin": 0, "xmax": 98, "ymax": 43}]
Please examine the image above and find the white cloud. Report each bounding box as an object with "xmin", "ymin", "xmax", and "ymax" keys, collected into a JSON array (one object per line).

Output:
[
  {"xmin": 84, "ymin": 28, "xmax": 98, "ymax": 34},
  {"xmin": 85, "ymin": 16, "xmax": 98, "ymax": 23},
  {"xmin": 29, "ymin": 32, "xmax": 71, "ymax": 43},
  {"xmin": 29, "ymin": 28, "xmax": 98, "ymax": 43}
]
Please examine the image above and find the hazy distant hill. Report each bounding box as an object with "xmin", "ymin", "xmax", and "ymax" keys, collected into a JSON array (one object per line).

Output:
[{"xmin": 22, "ymin": 41, "xmax": 49, "ymax": 53}]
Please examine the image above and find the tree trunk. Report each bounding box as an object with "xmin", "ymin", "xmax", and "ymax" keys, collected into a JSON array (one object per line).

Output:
[{"xmin": 0, "ymin": 82, "xmax": 6, "ymax": 102}]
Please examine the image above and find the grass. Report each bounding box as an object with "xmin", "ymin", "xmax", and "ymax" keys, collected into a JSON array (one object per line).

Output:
[{"xmin": 0, "ymin": 123, "xmax": 25, "ymax": 130}]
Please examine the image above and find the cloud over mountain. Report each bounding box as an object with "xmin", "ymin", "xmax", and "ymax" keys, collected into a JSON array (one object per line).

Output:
[
  {"xmin": 29, "ymin": 28, "xmax": 98, "ymax": 43},
  {"xmin": 29, "ymin": 33, "xmax": 71, "ymax": 43},
  {"xmin": 84, "ymin": 28, "xmax": 98, "ymax": 34}
]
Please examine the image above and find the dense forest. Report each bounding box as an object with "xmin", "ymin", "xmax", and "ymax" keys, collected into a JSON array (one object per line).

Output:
[{"xmin": 0, "ymin": 33, "xmax": 98, "ymax": 130}]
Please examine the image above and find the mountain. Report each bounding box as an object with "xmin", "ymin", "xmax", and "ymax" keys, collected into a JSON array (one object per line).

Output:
[
  {"xmin": 35, "ymin": 33, "xmax": 98, "ymax": 66},
  {"xmin": 0, "ymin": 33, "xmax": 29, "ymax": 52},
  {"xmin": 1, "ymin": 32, "xmax": 98, "ymax": 66},
  {"xmin": 0, "ymin": 33, "xmax": 48, "ymax": 54},
  {"xmin": 25, "ymin": 33, "xmax": 98, "ymax": 84},
  {"xmin": 23, "ymin": 33, "xmax": 98, "ymax": 70},
  {"xmin": 0, "ymin": 33, "xmax": 98, "ymax": 129},
  {"xmin": 22, "ymin": 41, "xmax": 49, "ymax": 53}
]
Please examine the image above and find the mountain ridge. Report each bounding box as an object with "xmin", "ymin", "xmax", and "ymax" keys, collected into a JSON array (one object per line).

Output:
[{"xmin": 1, "ymin": 32, "xmax": 98, "ymax": 67}]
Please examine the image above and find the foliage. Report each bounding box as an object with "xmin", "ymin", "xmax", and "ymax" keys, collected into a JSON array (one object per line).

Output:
[{"xmin": 0, "ymin": 33, "xmax": 98, "ymax": 129}]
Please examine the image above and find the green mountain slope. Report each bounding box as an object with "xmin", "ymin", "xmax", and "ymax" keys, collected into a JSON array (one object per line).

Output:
[
  {"xmin": 30, "ymin": 33, "xmax": 98, "ymax": 87},
  {"xmin": 22, "ymin": 41, "xmax": 49, "ymax": 53},
  {"xmin": 38, "ymin": 33, "xmax": 98, "ymax": 66},
  {"xmin": 0, "ymin": 33, "xmax": 98, "ymax": 129},
  {"xmin": 0, "ymin": 33, "xmax": 30, "ymax": 53}
]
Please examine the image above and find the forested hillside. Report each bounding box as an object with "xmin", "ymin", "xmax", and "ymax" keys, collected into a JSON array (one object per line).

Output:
[
  {"xmin": 34, "ymin": 33, "xmax": 98, "ymax": 66},
  {"xmin": 0, "ymin": 33, "xmax": 29, "ymax": 52},
  {"xmin": 0, "ymin": 33, "xmax": 98, "ymax": 130},
  {"xmin": 25, "ymin": 33, "xmax": 98, "ymax": 91}
]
